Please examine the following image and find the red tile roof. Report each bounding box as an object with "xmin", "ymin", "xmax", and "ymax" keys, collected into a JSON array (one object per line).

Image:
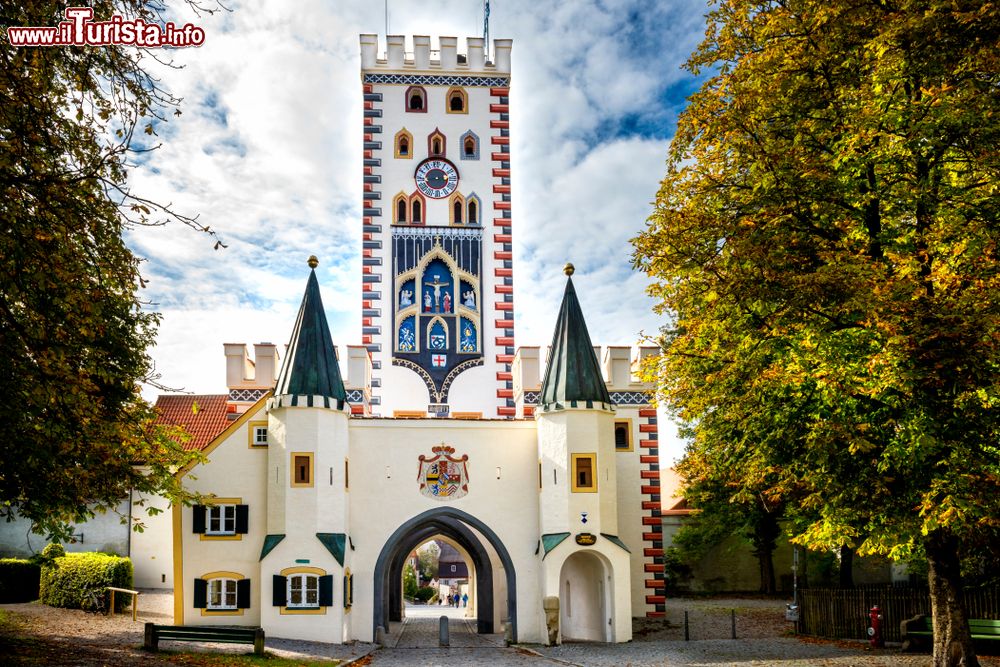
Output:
[{"xmin": 154, "ymin": 395, "xmax": 231, "ymax": 451}]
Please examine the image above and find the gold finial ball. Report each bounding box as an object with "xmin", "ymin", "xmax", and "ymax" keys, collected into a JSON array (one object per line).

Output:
[
  {"xmin": 563, "ymin": 262, "xmax": 575, "ymax": 276},
  {"xmin": 307, "ymin": 255, "xmax": 319, "ymax": 269}
]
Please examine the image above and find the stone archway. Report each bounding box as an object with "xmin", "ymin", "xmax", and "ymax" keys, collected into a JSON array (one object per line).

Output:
[
  {"xmin": 559, "ymin": 550, "xmax": 610, "ymax": 642},
  {"xmin": 373, "ymin": 507, "xmax": 517, "ymax": 641}
]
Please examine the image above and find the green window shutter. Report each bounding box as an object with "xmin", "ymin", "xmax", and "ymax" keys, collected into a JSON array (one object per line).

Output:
[
  {"xmin": 272, "ymin": 575, "xmax": 287, "ymax": 607},
  {"xmin": 235, "ymin": 505, "xmax": 249, "ymax": 534},
  {"xmin": 319, "ymin": 574, "xmax": 333, "ymax": 607},
  {"xmin": 193, "ymin": 578, "xmax": 207, "ymax": 608},
  {"xmin": 192, "ymin": 505, "xmax": 206, "ymax": 534},
  {"xmin": 237, "ymin": 578, "xmax": 251, "ymax": 609}
]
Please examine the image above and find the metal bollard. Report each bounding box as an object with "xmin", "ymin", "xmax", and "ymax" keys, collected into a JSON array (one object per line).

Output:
[
  {"xmin": 684, "ymin": 610, "xmax": 689, "ymax": 641},
  {"xmin": 439, "ymin": 615, "xmax": 450, "ymax": 647},
  {"xmin": 731, "ymin": 609, "xmax": 736, "ymax": 639}
]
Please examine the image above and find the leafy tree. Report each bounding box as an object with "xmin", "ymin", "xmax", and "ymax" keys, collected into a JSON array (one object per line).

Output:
[
  {"xmin": 634, "ymin": 2, "xmax": 1000, "ymax": 664},
  {"xmin": 417, "ymin": 543, "xmax": 439, "ymax": 583},
  {"xmin": 0, "ymin": 2, "xmax": 220, "ymax": 540},
  {"xmin": 403, "ymin": 564, "xmax": 418, "ymax": 600}
]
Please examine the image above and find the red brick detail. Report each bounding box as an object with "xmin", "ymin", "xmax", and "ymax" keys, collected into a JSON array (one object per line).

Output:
[
  {"xmin": 496, "ymin": 337, "xmax": 514, "ymax": 346},
  {"xmin": 490, "ymin": 87, "xmax": 509, "ymax": 96},
  {"xmin": 364, "ymin": 133, "xmax": 372, "ymax": 141},
  {"xmin": 494, "ymin": 251, "xmax": 512, "ymax": 261},
  {"xmin": 646, "ymin": 612, "xmax": 667, "ymax": 618},
  {"xmin": 644, "ymin": 564, "xmax": 665, "ymax": 573},
  {"xmin": 495, "ymin": 285, "xmax": 514, "ymax": 294},
  {"xmin": 363, "ymin": 249, "xmax": 372, "ymax": 257},
  {"xmin": 497, "ymin": 389, "xmax": 513, "ymax": 399},
  {"xmin": 495, "ymin": 319, "xmax": 514, "ymax": 328},
  {"xmin": 494, "ymin": 217, "xmax": 510, "ymax": 227},
  {"xmin": 641, "ymin": 485, "xmax": 660, "ymax": 495},
  {"xmin": 351, "ymin": 405, "xmax": 365, "ymax": 416},
  {"xmin": 363, "ymin": 84, "xmax": 372, "ymax": 94},
  {"xmin": 640, "ymin": 440, "xmax": 659, "ymax": 450},
  {"xmin": 642, "ymin": 516, "xmax": 661, "ymax": 526},
  {"xmin": 643, "ymin": 548, "xmax": 664, "ymax": 558},
  {"xmin": 491, "ymin": 136, "xmax": 510, "ymax": 145},
  {"xmin": 362, "ymin": 317, "xmax": 372, "ymax": 326},
  {"xmin": 493, "ymin": 184, "xmax": 511, "ymax": 194},
  {"xmin": 494, "ymin": 201, "xmax": 512, "ymax": 210},
  {"xmin": 364, "ymin": 150, "xmax": 372, "ymax": 159},
  {"xmin": 491, "ymin": 152, "xmax": 510, "ymax": 161},
  {"xmin": 639, "ymin": 408, "xmax": 657, "ymax": 418},
  {"xmin": 524, "ymin": 406, "xmax": 535, "ymax": 417},
  {"xmin": 490, "ymin": 120, "xmax": 510, "ymax": 129},
  {"xmin": 363, "ymin": 300, "xmax": 373, "ymax": 308},
  {"xmin": 640, "ymin": 470, "xmax": 660, "ymax": 480},
  {"xmin": 645, "ymin": 579, "xmax": 666, "ymax": 589},
  {"xmin": 490, "ymin": 104, "xmax": 509, "ymax": 113},
  {"xmin": 646, "ymin": 595, "xmax": 666, "ymax": 605},
  {"xmin": 494, "ymin": 234, "xmax": 512, "ymax": 243},
  {"xmin": 496, "ymin": 303, "xmax": 514, "ymax": 311},
  {"xmin": 362, "ymin": 335, "xmax": 372, "ymax": 344},
  {"xmin": 497, "ymin": 407, "xmax": 516, "ymax": 416},
  {"xmin": 495, "ymin": 268, "xmax": 513, "ymax": 277},
  {"xmin": 496, "ymin": 372, "xmax": 512, "ymax": 381},
  {"xmin": 364, "ymin": 166, "xmax": 373, "ymax": 175},
  {"xmin": 640, "ymin": 455, "xmax": 658, "ymax": 464},
  {"xmin": 642, "ymin": 501, "xmax": 661, "ymax": 511},
  {"xmin": 364, "ymin": 183, "xmax": 373, "ymax": 192},
  {"xmin": 639, "ymin": 423, "xmax": 658, "ymax": 433},
  {"xmin": 364, "ymin": 101, "xmax": 373, "ymax": 109},
  {"xmin": 492, "ymin": 168, "xmax": 511, "ymax": 177},
  {"xmin": 642, "ymin": 532, "xmax": 662, "ymax": 541},
  {"xmin": 496, "ymin": 354, "xmax": 514, "ymax": 363}
]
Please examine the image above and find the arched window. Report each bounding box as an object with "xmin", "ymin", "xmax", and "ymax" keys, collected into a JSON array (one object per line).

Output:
[
  {"xmin": 466, "ymin": 193, "xmax": 482, "ymax": 225},
  {"xmin": 427, "ymin": 129, "xmax": 446, "ymax": 157},
  {"xmin": 449, "ymin": 192, "xmax": 465, "ymax": 225},
  {"xmin": 467, "ymin": 199, "xmax": 478, "ymax": 224},
  {"xmin": 459, "ymin": 130, "xmax": 479, "ymax": 161},
  {"xmin": 445, "ymin": 87, "xmax": 468, "ymax": 114},
  {"xmin": 411, "ymin": 198, "xmax": 422, "ymax": 224},
  {"xmin": 453, "ymin": 200, "xmax": 463, "ymax": 224},
  {"xmin": 394, "ymin": 193, "xmax": 408, "ymax": 224},
  {"xmin": 394, "ymin": 128, "xmax": 413, "ymax": 160},
  {"xmin": 405, "ymin": 86, "xmax": 427, "ymax": 113}
]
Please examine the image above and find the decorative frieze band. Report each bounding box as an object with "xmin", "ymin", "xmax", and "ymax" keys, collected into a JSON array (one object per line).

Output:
[{"xmin": 363, "ymin": 73, "xmax": 510, "ymax": 87}]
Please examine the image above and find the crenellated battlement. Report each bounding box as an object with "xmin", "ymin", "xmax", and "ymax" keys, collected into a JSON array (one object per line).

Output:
[{"xmin": 359, "ymin": 34, "xmax": 512, "ymax": 74}]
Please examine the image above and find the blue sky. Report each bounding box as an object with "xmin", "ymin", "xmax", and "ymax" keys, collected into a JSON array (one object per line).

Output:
[{"xmin": 127, "ymin": 0, "xmax": 711, "ymax": 460}]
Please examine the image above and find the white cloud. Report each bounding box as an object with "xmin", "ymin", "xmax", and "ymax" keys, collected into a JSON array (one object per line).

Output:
[{"xmin": 125, "ymin": 0, "xmax": 709, "ymax": 402}]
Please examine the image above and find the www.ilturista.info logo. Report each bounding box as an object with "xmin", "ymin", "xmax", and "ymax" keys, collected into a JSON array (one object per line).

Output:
[{"xmin": 7, "ymin": 7, "xmax": 205, "ymax": 48}]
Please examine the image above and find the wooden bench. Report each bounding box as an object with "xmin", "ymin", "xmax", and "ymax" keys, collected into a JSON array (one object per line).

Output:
[
  {"xmin": 143, "ymin": 623, "xmax": 264, "ymax": 656},
  {"xmin": 901, "ymin": 615, "xmax": 1000, "ymax": 652},
  {"xmin": 106, "ymin": 587, "xmax": 140, "ymax": 621}
]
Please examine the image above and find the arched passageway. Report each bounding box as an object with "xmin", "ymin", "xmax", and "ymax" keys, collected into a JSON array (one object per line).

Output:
[
  {"xmin": 559, "ymin": 550, "xmax": 610, "ymax": 642},
  {"xmin": 373, "ymin": 507, "xmax": 517, "ymax": 641}
]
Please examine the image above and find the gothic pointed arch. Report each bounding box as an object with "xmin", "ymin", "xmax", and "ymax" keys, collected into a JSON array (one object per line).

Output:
[
  {"xmin": 394, "ymin": 128, "xmax": 413, "ymax": 159},
  {"xmin": 427, "ymin": 128, "xmax": 446, "ymax": 158},
  {"xmin": 465, "ymin": 192, "xmax": 482, "ymax": 225},
  {"xmin": 405, "ymin": 86, "xmax": 427, "ymax": 113},
  {"xmin": 425, "ymin": 315, "xmax": 450, "ymax": 350},
  {"xmin": 408, "ymin": 191, "xmax": 426, "ymax": 225},
  {"xmin": 459, "ymin": 130, "xmax": 480, "ymax": 160},
  {"xmin": 445, "ymin": 86, "xmax": 468, "ymax": 114},
  {"xmin": 392, "ymin": 191, "xmax": 408, "ymax": 224},
  {"xmin": 449, "ymin": 192, "xmax": 466, "ymax": 225}
]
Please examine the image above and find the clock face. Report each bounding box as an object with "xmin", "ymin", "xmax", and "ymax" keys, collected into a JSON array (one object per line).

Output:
[{"xmin": 414, "ymin": 159, "xmax": 459, "ymax": 199}]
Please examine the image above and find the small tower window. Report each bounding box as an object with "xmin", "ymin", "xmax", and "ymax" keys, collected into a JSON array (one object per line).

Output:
[
  {"xmin": 396, "ymin": 197, "xmax": 407, "ymax": 223},
  {"xmin": 427, "ymin": 129, "xmax": 446, "ymax": 157},
  {"xmin": 465, "ymin": 137, "xmax": 475, "ymax": 156},
  {"xmin": 445, "ymin": 87, "xmax": 468, "ymax": 114},
  {"xmin": 615, "ymin": 420, "xmax": 633, "ymax": 451},
  {"xmin": 449, "ymin": 193, "xmax": 465, "ymax": 225},
  {"xmin": 394, "ymin": 128, "xmax": 413, "ymax": 160},
  {"xmin": 571, "ymin": 453, "xmax": 597, "ymax": 493},
  {"xmin": 453, "ymin": 200, "xmax": 463, "ymax": 224},
  {"xmin": 405, "ymin": 86, "xmax": 427, "ymax": 112},
  {"xmin": 459, "ymin": 130, "xmax": 479, "ymax": 160},
  {"xmin": 291, "ymin": 452, "xmax": 314, "ymax": 488},
  {"xmin": 399, "ymin": 138, "xmax": 408, "ymax": 155},
  {"xmin": 467, "ymin": 197, "xmax": 479, "ymax": 225},
  {"xmin": 411, "ymin": 198, "xmax": 422, "ymax": 223}
]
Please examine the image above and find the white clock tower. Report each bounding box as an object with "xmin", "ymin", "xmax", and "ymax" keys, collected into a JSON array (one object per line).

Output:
[{"xmin": 358, "ymin": 34, "xmax": 515, "ymax": 418}]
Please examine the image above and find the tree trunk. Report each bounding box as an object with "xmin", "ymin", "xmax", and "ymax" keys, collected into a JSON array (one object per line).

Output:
[
  {"xmin": 926, "ymin": 530, "xmax": 978, "ymax": 667},
  {"xmin": 758, "ymin": 547, "xmax": 776, "ymax": 594},
  {"xmin": 839, "ymin": 545, "xmax": 854, "ymax": 589}
]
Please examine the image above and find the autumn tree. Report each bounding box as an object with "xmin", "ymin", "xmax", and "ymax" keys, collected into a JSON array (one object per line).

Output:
[
  {"xmin": 634, "ymin": 2, "xmax": 1000, "ymax": 665},
  {"xmin": 0, "ymin": 2, "xmax": 220, "ymax": 540}
]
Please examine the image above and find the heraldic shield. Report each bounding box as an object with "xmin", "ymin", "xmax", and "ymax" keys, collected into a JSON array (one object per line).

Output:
[{"xmin": 417, "ymin": 445, "xmax": 469, "ymax": 500}]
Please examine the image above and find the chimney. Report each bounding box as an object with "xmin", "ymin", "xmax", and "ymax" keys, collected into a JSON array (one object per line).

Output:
[
  {"xmin": 360, "ymin": 33, "xmax": 378, "ymax": 69},
  {"xmin": 493, "ymin": 38, "xmax": 512, "ymax": 72},
  {"xmin": 439, "ymin": 36, "xmax": 457, "ymax": 70},
  {"xmin": 603, "ymin": 347, "xmax": 631, "ymax": 390},
  {"xmin": 224, "ymin": 343, "xmax": 253, "ymax": 389},
  {"xmin": 413, "ymin": 35, "xmax": 430, "ymax": 69},
  {"xmin": 253, "ymin": 343, "xmax": 279, "ymax": 388},
  {"xmin": 387, "ymin": 35, "xmax": 405, "ymax": 68}
]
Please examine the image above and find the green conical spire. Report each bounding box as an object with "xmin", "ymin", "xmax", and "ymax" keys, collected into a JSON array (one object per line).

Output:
[
  {"xmin": 539, "ymin": 264, "xmax": 613, "ymax": 411},
  {"xmin": 273, "ymin": 256, "xmax": 347, "ymax": 409}
]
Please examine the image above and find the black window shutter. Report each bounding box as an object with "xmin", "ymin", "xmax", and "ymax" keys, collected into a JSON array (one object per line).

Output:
[
  {"xmin": 272, "ymin": 575, "xmax": 287, "ymax": 607},
  {"xmin": 237, "ymin": 578, "xmax": 251, "ymax": 609},
  {"xmin": 192, "ymin": 505, "xmax": 206, "ymax": 534},
  {"xmin": 193, "ymin": 578, "xmax": 207, "ymax": 608},
  {"xmin": 319, "ymin": 574, "xmax": 333, "ymax": 607},
  {"xmin": 349, "ymin": 574, "xmax": 354, "ymax": 605},
  {"xmin": 235, "ymin": 505, "xmax": 249, "ymax": 534}
]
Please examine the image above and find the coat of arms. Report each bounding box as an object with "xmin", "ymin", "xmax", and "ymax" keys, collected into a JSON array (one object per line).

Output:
[{"xmin": 417, "ymin": 444, "xmax": 469, "ymax": 500}]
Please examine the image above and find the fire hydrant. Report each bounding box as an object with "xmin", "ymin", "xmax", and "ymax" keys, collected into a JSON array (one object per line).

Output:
[{"xmin": 868, "ymin": 605, "xmax": 884, "ymax": 648}]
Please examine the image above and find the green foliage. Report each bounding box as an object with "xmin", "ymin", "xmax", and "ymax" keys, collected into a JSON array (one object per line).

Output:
[
  {"xmin": 39, "ymin": 553, "xmax": 133, "ymax": 612},
  {"xmin": 403, "ymin": 564, "xmax": 418, "ymax": 599},
  {"xmin": 0, "ymin": 2, "xmax": 213, "ymax": 541},
  {"xmin": 0, "ymin": 559, "xmax": 40, "ymax": 603},
  {"xmin": 415, "ymin": 586, "xmax": 436, "ymax": 603},
  {"xmin": 41, "ymin": 543, "xmax": 65, "ymax": 560}
]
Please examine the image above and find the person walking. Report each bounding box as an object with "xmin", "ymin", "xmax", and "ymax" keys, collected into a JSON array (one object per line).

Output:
[{"xmin": 462, "ymin": 593, "xmax": 468, "ymax": 607}]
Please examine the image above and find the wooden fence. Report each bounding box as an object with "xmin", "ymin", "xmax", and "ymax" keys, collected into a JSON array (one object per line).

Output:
[{"xmin": 798, "ymin": 586, "xmax": 1000, "ymax": 642}]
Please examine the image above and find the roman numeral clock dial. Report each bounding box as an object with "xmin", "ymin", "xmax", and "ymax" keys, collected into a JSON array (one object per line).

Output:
[{"xmin": 414, "ymin": 159, "xmax": 459, "ymax": 199}]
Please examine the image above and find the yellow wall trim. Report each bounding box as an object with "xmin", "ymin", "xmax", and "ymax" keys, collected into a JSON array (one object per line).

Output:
[
  {"xmin": 172, "ymin": 502, "xmax": 184, "ymax": 625},
  {"xmin": 247, "ymin": 420, "xmax": 268, "ymax": 448},
  {"xmin": 290, "ymin": 452, "xmax": 315, "ymax": 488},
  {"xmin": 614, "ymin": 419, "xmax": 634, "ymax": 452},
  {"xmin": 201, "ymin": 608, "xmax": 245, "ymax": 617},
  {"xmin": 177, "ymin": 392, "xmax": 272, "ymax": 478},
  {"xmin": 571, "ymin": 453, "xmax": 598, "ymax": 493},
  {"xmin": 280, "ymin": 565, "xmax": 327, "ymax": 577},
  {"xmin": 280, "ymin": 606, "xmax": 327, "ymax": 615},
  {"xmin": 201, "ymin": 570, "xmax": 245, "ymax": 581}
]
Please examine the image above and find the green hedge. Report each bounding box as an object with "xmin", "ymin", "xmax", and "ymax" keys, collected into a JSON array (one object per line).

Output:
[
  {"xmin": 40, "ymin": 553, "xmax": 133, "ymax": 612},
  {"xmin": 0, "ymin": 559, "xmax": 41, "ymax": 602}
]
